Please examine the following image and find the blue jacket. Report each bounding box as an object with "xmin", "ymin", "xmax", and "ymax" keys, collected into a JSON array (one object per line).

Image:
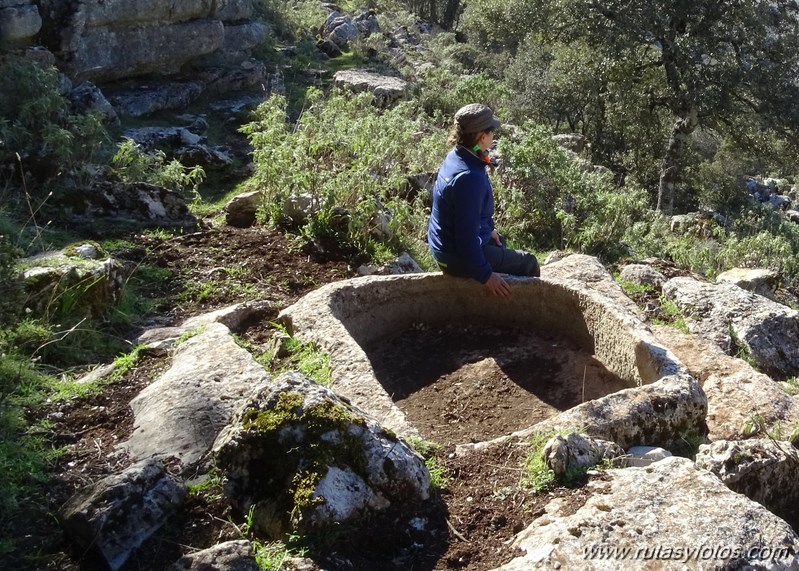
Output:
[{"xmin": 428, "ymin": 147, "xmax": 495, "ymax": 283}]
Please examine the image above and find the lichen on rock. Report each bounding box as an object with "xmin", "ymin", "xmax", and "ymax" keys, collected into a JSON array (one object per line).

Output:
[{"xmin": 213, "ymin": 372, "xmax": 429, "ymax": 538}]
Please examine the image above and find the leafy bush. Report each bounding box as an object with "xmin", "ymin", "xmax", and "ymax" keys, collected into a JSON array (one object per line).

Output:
[
  {"xmin": 0, "ymin": 234, "xmax": 23, "ymax": 324},
  {"xmin": 111, "ymin": 139, "xmax": 206, "ymax": 202},
  {"xmin": 0, "ymin": 56, "xmax": 109, "ymax": 178},
  {"xmin": 241, "ymin": 88, "xmax": 446, "ymax": 259},
  {"xmin": 495, "ymin": 122, "xmax": 647, "ymax": 259}
]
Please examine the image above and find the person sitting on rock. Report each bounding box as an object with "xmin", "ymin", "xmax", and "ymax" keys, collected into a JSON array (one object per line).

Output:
[{"xmin": 427, "ymin": 103, "xmax": 540, "ymax": 297}]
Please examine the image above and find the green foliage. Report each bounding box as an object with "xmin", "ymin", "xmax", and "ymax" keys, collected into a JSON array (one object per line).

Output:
[
  {"xmin": 111, "ymin": 139, "xmax": 206, "ymax": 202},
  {"xmin": 260, "ymin": 326, "xmax": 333, "ymax": 386},
  {"xmin": 495, "ymin": 123, "xmax": 647, "ymax": 259},
  {"xmin": 521, "ymin": 432, "xmax": 557, "ymax": 493},
  {"xmin": 652, "ymin": 299, "xmax": 689, "ymax": 333},
  {"xmin": 624, "ymin": 207, "xmax": 799, "ymax": 284},
  {"xmin": 0, "ymin": 233, "xmax": 23, "ymax": 324},
  {"xmin": 0, "ymin": 56, "xmax": 110, "ymax": 176},
  {"xmin": 241, "ymin": 89, "xmax": 446, "ymax": 260},
  {"xmin": 415, "ymin": 68, "xmax": 511, "ymax": 121}
]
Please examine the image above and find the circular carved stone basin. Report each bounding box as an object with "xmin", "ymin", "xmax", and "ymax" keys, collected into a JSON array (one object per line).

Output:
[
  {"xmin": 278, "ymin": 266, "xmax": 694, "ymax": 444},
  {"xmin": 369, "ymin": 323, "xmax": 629, "ymax": 443}
]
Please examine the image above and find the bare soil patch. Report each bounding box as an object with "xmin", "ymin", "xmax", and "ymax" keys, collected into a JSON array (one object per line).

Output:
[
  {"xmin": 369, "ymin": 324, "xmax": 629, "ymax": 444},
  {"xmin": 11, "ymin": 224, "xmax": 605, "ymax": 571}
]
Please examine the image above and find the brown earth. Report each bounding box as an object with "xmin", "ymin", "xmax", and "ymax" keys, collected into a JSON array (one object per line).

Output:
[{"xmin": 10, "ymin": 223, "xmax": 606, "ymax": 571}]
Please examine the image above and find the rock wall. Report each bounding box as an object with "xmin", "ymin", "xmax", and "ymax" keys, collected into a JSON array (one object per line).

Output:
[{"xmin": 18, "ymin": 0, "xmax": 268, "ymax": 83}]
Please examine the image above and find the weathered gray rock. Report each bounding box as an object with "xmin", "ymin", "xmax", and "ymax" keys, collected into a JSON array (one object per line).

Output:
[
  {"xmin": 624, "ymin": 445, "xmax": 671, "ymax": 467},
  {"xmin": 515, "ymin": 372, "xmax": 707, "ymax": 452},
  {"xmin": 74, "ymin": 0, "xmax": 214, "ymax": 28},
  {"xmin": 176, "ymin": 144, "xmax": 234, "ymax": 170},
  {"xmin": 543, "ymin": 254, "xmax": 645, "ymax": 317},
  {"xmin": 222, "ymin": 21, "xmax": 269, "ymax": 53},
  {"xmin": 654, "ymin": 324, "xmax": 799, "ymax": 441},
  {"xmin": 107, "ymin": 82, "xmax": 205, "ymax": 118},
  {"xmin": 123, "ymin": 126, "xmax": 202, "ymax": 149},
  {"xmin": 22, "ymin": 252, "xmax": 125, "ymax": 319},
  {"xmin": 225, "ymin": 191, "xmax": 261, "ymax": 228},
  {"xmin": 56, "ymin": 181, "xmax": 198, "ymax": 228},
  {"xmin": 662, "ymin": 276, "xmax": 799, "ymax": 379},
  {"xmin": 214, "ymin": 0, "xmax": 253, "ymax": 21},
  {"xmin": 0, "ymin": 3, "xmax": 41, "ymax": 44},
  {"xmin": 716, "ymin": 267, "xmax": 779, "ymax": 300},
  {"xmin": 321, "ymin": 11, "xmax": 359, "ymax": 48},
  {"xmin": 213, "ymin": 372, "xmax": 430, "ymax": 537},
  {"xmin": 491, "ymin": 457, "xmax": 799, "ymax": 570},
  {"xmin": 123, "ymin": 321, "xmax": 270, "ymax": 469},
  {"xmin": 172, "ymin": 539, "xmax": 259, "ymax": 571},
  {"xmin": 356, "ymin": 252, "xmax": 423, "ymax": 276},
  {"xmin": 696, "ymin": 439, "xmax": 799, "ymax": 521},
  {"xmin": 618, "ymin": 263, "xmax": 666, "ymax": 290},
  {"xmin": 543, "ymin": 432, "xmax": 623, "ymax": 476},
  {"xmin": 68, "ymin": 81, "xmax": 119, "ymax": 124},
  {"xmin": 68, "ymin": 19, "xmax": 225, "ymax": 82},
  {"xmin": 58, "ymin": 459, "xmax": 186, "ymax": 571},
  {"xmin": 353, "ymin": 10, "xmax": 379, "ymax": 35},
  {"xmin": 333, "ymin": 70, "xmax": 408, "ymax": 107},
  {"xmin": 137, "ymin": 301, "xmax": 272, "ymax": 349},
  {"xmin": 317, "ymin": 38, "xmax": 342, "ymax": 58}
]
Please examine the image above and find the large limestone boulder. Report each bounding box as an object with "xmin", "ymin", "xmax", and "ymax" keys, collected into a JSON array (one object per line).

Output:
[
  {"xmin": 58, "ymin": 459, "xmax": 186, "ymax": 571},
  {"xmin": 491, "ymin": 457, "xmax": 799, "ymax": 570},
  {"xmin": 662, "ymin": 276, "xmax": 799, "ymax": 379},
  {"xmin": 123, "ymin": 321, "xmax": 270, "ymax": 469},
  {"xmin": 0, "ymin": 2, "xmax": 41, "ymax": 45},
  {"xmin": 696, "ymin": 439, "xmax": 799, "ymax": 521},
  {"xmin": 653, "ymin": 325, "xmax": 799, "ymax": 441},
  {"xmin": 716, "ymin": 267, "xmax": 779, "ymax": 299},
  {"xmin": 333, "ymin": 70, "xmax": 408, "ymax": 107},
  {"xmin": 213, "ymin": 372, "xmax": 430, "ymax": 537},
  {"xmin": 22, "ymin": 248, "xmax": 125, "ymax": 319},
  {"xmin": 618, "ymin": 263, "xmax": 666, "ymax": 290}
]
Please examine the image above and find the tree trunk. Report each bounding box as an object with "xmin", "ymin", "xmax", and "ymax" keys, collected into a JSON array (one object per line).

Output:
[{"xmin": 657, "ymin": 108, "xmax": 698, "ymax": 215}]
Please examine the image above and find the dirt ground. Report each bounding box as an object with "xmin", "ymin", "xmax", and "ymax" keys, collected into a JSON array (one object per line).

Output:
[{"xmin": 10, "ymin": 224, "xmax": 606, "ymax": 571}]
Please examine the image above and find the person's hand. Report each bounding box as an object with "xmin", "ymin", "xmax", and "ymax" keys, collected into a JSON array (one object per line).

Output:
[
  {"xmin": 490, "ymin": 230, "xmax": 502, "ymax": 246},
  {"xmin": 485, "ymin": 272, "xmax": 511, "ymax": 297}
]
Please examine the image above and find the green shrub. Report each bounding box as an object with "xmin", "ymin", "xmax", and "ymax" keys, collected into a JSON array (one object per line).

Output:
[
  {"xmin": 495, "ymin": 122, "xmax": 648, "ymax": 259},
  {"xmin": 0, "ymin": 56, "xmax": 110, "ymax": 176},
  {"xmin": 111, "ymin": 139, "xmax": 206, "ymax": 202},
  {"xmin": 241, "ymin": 88, "xmax": 446, "ymax": 259},
  {"xmin": 0, "ymin": 234, "xmax": 23, "ymax": 325}
]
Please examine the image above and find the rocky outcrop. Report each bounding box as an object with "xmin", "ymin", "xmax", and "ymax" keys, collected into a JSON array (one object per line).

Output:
[
  {"xmin": 58, "ymin": 459, "xmax": 186, "ymax": 571},
  {"xmin": 696, "ymin": 439, "xmax": 799, "ymax": 521},
  {"xmin": 40, "ymin": 0, "xmax": 267, "ymax": 83},
  {"xmin": 333, "ymin": 70, "xmax": 408, "ymax": 107},
  {"xmin": 653, "ymin": 325, "xmax": 799, "ymax": 441},
  {"xmin": 55, "ymin": 181, "xmax": 198, "ymax": 229},
  {"xmin": 492, "ymin": 457, "xmax": 799, "ymax": 570},
  {"xmin": 618, "ymin": 263, "xmax": 666, "ymax": 289},
  {"xmin": 213, "ymin": 372, "xmax": 430, "ymax": 537},
  {"xmin": 716, "ymin": 267, "xmax": 779, "ymax": 300},
  {"xmin": 225, "ymin": 190, "xmax": 261, "ymax": 228},
  {"xmin": 0, "ymin": 1, "xmax": 41, "ymax": 46},
  {"xmin": 123, "ymin": 321, "xmax": 270, "ymax": 470},
  {"xmin": 495, "ymin": 372, "xmax": 707, "ymax": 453},
  {"xmin": 22, "ymin": 248, "xmax": 125, "ymax": 319},
  {"xmin": 662, "ymin": 276, "xmax": 799, "ymax": 380}
]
